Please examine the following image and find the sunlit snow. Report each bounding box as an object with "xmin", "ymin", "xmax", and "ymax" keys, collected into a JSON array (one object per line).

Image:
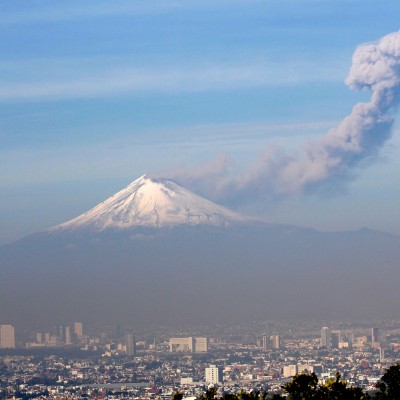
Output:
[{"xmin": 49, "ymin": 175, "xmax": 252, "ymax": 232}]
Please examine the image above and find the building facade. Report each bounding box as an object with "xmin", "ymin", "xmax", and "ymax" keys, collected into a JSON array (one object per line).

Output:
[
  {"xmin": 125, "ymin": 333, "xmax": 136, "ymax": 356},
  {"xmin": 262, "ymin": 334, "xmax": 280, "ymax": 351},
  {"xmin": 0, "ymin": 325, "xmax": 15, "ymax": 348},
  {"xmin": 283, "ymin": 365, "xmax": 297, "ymax": 378},
  {"xmin": 205, "ymin": 365, "xmax": 223, "ymax": 384},
  {"xmin": 170, "ymin": 337, "xmax": 208, "ymax": 353},
  {"xmin": 321, "ymin": 327, "xmax": 331, "ymax": 348},
  {"xmin": 74, "ymin": 322, "xmax": 83, "ymax": 338}
]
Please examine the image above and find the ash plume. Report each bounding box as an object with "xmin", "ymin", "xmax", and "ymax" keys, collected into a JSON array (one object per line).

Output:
[{"xmin": 170, "ymin": 32, "xmax": 400, "ymax": 202}]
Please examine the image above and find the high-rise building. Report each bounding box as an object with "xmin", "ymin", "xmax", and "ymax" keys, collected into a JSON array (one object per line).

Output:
[
  {"xmin": 125, "ymin": 333, "xmax": 136, "ymax": 356},
  {"xmin": 262, "ymin": 334, "xmax": 280, "ymax": 351},
  {"xmin": 170, "ymin": 337, "xmax": 193, "ymax": 352},
  {"xmin": 262, "ymin": 334, "xmax": 271, "ymax": 351},
  {"xmin": 205, "ymin": 365, "xmax": 223, "ymax": 384},
  {"xmin": 371, "ymin": 327, "xmax": 381, "ymax": 344},
  {"xmin": 55, "ymin": 324, "xmax": 65, "ymax": 344},
  {"xmin": 0, "ymin": 325, "xmax": 15, "ymax": 348},
  {"xmin": 193, "ymin": 337, "xmax": 208, "ymax": 353},
  {"xmin": 170, "ymin": 337, "xmax": 208, "ymax": 353},
  {"xmin": 74, "ymin": 322, "xmax": 83, "ymax": 338},
  {"xmin": 321, "ymin": 327, "xmax": 331, "ymax": 348},
  {"xmin": 331, "ymin": 331, "xmax": 340, "ymax": 349},
  {"xmin": 271, "ymin": 334, "xmax": 280, "ymax": 350},
  {"xmin": 35, "ymin": 332, "xmax": 42, "ymax": 343},
  {"xmin": 380, "ymin": 347, "xmax": 385, "ymax": 363},
  {"xmin": 65, "ymin": 326, "xmax": 72, "ymax": 345}
]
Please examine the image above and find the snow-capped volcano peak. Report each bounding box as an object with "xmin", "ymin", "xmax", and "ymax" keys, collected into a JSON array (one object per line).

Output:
[{"xmin": 49, "ymin": 174, "xmax": 252, "ymax": 232}]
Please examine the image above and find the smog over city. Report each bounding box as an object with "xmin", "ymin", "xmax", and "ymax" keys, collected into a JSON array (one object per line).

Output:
[{"xmin": 1, "ymin": 3, "xmax": 400, "ymax": 399}]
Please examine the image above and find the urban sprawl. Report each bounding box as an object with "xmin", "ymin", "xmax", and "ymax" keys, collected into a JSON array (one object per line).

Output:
[{"xmin": 1, "ymin": 320, "xmax": 400, "ymax": 398}]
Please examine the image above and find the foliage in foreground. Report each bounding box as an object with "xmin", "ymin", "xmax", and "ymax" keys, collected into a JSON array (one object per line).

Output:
[{"xmin": 172, "ymin": 364, "xmax": 400, "ymax": 400}]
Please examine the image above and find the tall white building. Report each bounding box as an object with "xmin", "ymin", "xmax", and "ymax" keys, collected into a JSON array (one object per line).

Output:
[
  {"xmin": 205, "ymin": 365, "xmax": 223, "ymax": 384},
  {"xmin": 0, "ymin": 325, "xmax": 15, "ymax": 348}
]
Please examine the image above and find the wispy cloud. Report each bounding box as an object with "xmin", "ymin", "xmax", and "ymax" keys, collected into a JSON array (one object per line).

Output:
[
  {"xmin": 0, "ymin": 58, "xmax": 346, "ymax": 102},
  {"xmin": 0, "ymin": 119, "xmax": 337, "ymax": 187},
  {"xmin": 0, "ymin": 0, "xmax": 262, "ymax": 25}
]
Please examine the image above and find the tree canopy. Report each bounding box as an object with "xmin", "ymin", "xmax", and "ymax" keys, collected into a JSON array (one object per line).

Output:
[
  {"xmin": 374, "ymin": 364, "xmax": 400, "ymax": 400},
  {"xmin": 176, "ymin": 364, "xmax": 400, "ymax": 400}
]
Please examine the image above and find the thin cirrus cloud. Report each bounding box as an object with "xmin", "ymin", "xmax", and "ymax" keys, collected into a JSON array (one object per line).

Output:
[
  {"xmin": 0, "ymin": 0, "xmax": 263, "ymax": 25},
  {"xmin": 0, "ymin": 59, "xmax": 345, "ymax": 102},
  {"xmin": 0, "ymin": 119, "xmax": 339, "ymax": 188}
]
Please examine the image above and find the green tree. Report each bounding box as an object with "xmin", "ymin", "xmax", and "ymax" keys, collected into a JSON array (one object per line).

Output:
[
  {"xmin": 319, "ymin": 373, "xmax": 370, "ymax": 400},
  {"xmin": 375, "ymin": 364, "xmax": 400, "ymax": 400},
  {"xmin": 172, "ymin": 392, "xmax": 183, "ymax": 400},
  {"xmin": 260, "ymin": 390, "xmax": 269, "ymax": 400},
  {"xmin": 221, "ymin": 393, "xmax": 238, "ymax": 400},
  {"xmin": 199, "ymin": 387, "xmax": 217, "ymax": 400},
  {"xmin": 283, "ymin": 372, "xmax": 319, "ymax": 399},
  {"xmin": 282, "ymin": 372, "xmax": 369, "ymax": 400}
]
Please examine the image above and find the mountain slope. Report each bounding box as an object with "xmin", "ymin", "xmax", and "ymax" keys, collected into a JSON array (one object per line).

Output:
[
  {"xmin": 1, "ymin": 176, "xmax": 400, "ymax": 328},
  {"xmin": 50, "ymin": 175, "xmax": 252, "ymax": 232}
]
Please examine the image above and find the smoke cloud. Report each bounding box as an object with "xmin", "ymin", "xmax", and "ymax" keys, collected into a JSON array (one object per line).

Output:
[{"xmin": 170, "ymin": 32, "xmax": 400, "ymax": 202}]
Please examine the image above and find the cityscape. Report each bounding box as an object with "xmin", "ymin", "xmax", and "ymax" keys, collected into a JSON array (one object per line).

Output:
[
  {"xmin": 1, "ymin": 320, "xmax": 400, "ymax": 398},
  {"xmin": 2, "ymin": 2, "xmax": 400, "ymax": 400}
]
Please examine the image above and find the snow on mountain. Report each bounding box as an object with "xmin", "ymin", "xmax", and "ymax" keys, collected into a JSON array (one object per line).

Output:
[{"xmin": 49, "ymin": 174, "xmax": 253, "ymax": 232}]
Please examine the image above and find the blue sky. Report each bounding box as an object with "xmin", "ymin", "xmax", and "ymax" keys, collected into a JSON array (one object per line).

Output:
[{"xmin": 1, "ymin": 0, "xmax": 400, "ymax": 244}]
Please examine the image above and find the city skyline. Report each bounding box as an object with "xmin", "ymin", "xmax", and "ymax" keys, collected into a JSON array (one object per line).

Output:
[
  {"xmin": 2, "ymin": 3, "xmax": 400, "ymax": 398},
  {"xmin": 1, "ymin": 317, "xmax": 398, "ymax": 398}
]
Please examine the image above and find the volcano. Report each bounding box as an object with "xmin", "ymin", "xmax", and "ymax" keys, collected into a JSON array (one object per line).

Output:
[
  {"xmin": 1, "ymin": 175, "xmax": 400, "ymax": 328},
  {"xmin": 50, "ymin": 174, "xmax": 252, "ymax": 232}
]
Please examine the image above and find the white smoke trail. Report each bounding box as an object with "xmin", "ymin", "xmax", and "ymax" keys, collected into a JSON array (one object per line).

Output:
[{"xmin": 170, "ymin": 32, "xmax": 400, "ymax": 201}]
